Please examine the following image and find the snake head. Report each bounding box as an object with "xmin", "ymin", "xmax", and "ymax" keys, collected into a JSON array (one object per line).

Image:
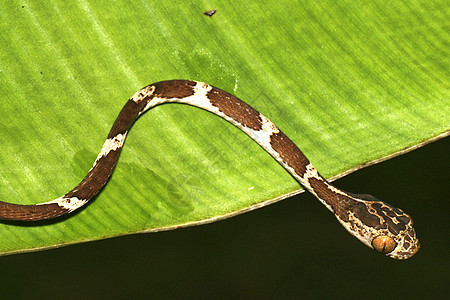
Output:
[{"xmin": 342, "ymin": 193, "xmax": 420, "ymax": 259}]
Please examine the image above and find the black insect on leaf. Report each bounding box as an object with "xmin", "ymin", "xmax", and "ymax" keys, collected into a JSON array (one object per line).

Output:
[{"xmin": 204, "ymin": 10, "xmax": 217, "ymax": 17}]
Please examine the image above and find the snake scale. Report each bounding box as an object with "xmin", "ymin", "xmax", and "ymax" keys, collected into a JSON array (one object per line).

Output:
[{"xmin": 0, "ymin": 80, "xmax": 419, "ymax": 259}]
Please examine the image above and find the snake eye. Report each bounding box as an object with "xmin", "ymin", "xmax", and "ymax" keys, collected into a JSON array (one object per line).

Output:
[{"xmin": 372, "ymin": 236, "xmax": 396, "ymax": 254}]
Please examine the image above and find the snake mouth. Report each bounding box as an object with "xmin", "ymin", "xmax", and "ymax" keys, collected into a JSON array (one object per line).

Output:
[{"xmin": 372, "ymin": 235, "xmax": 396, "ymax": 254}]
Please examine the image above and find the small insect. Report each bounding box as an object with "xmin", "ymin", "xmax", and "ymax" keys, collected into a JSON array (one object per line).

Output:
[{"xmin": 204, "ymin": 9, "xmax": 217, "ymax": 17}]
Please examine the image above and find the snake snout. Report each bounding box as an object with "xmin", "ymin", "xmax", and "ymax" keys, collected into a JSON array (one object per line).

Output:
[{"xmin": 376, "ymin": 204, "xmax": 420, "ymax": 259}]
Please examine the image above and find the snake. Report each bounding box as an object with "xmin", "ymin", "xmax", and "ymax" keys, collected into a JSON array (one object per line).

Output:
[{"xmin": 0, "ymin": 80, "xmax": 419, "ymax": 259}]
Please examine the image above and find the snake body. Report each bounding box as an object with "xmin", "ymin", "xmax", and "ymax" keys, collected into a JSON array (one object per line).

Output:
[{"xmin": 0, "ymin": 80, "xmax": 419, "ymax": 259}]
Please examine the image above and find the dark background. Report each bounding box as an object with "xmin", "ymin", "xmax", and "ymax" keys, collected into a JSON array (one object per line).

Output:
[{"xmin": 0, "ymin": 137, "xmax": 448, "ymax": 299}]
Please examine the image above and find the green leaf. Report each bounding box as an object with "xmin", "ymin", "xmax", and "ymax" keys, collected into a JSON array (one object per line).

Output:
[{"xmin": 0, "ymin": 0, "xmax": 448, "ymax": 255}]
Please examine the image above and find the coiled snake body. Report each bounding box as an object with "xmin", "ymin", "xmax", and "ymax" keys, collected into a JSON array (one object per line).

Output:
[{"xmin": 0, "ymin": 80, "xmax": 419, "ymax": 259}]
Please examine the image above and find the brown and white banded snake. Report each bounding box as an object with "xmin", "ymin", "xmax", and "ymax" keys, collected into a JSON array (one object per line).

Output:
[{"xmin": 0, "ymin": 80, "xmax": 419, "ymax": 259}]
